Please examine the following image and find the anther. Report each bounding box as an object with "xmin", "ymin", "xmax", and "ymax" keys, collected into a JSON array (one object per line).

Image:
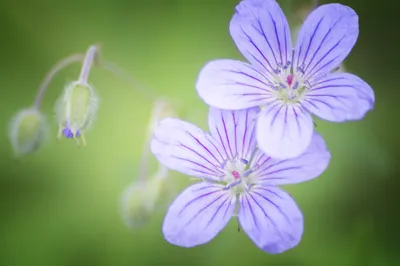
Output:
[
  {"xmin": 292, "ymin": 81, "xmax": 299, "ymax": 90},
  {"xmin": 279, "ymin": 82, "xmax": 287, "ymax": 89},
  {"xmin": 220, "ymin": 159, "xmax": 228, "ymax": 168},
  {"xmin": 223, "ymin": 180, "xmax": 241, "ymax": 190},
  {"xmin": 240, "ymin": 158, "xmax": 248, "ymax": 165},
  {"xmin": 243, "ymin": 169, "xmax": 253, "ymax": 177}
]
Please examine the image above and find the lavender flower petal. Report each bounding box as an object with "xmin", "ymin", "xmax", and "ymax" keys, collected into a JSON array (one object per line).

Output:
[
  {"xmin": 238, "ymin": 186, "xmax": 303, "ymax": 254},
  {"xmin": 256, "ymin": 102, "xmax": 314, "ymax": 159},
  {"xmin": 302, "ymin": 73, "xmax": 375, "ymax": 122},
  {"xmin": 252, "ymin": 132, "xmax": 330, "ymax": 185},
  {"xmin": 163, "ymin": 182, "xmax": 236, "ymax": 247},
  {"xmin": 151, "ymin": 118, "xmax": 224, "ymax": 181},
  {"xmin": 208, "ymin": 107, "xmax": 258, "ymax": 161},
  {"xmin": 229, "ymin": 0, "xmax": 292, "ymax": 74},
  {"xmin": 294, "ymin": 4, "xmax": 358, "ymax": 80},
  {"xmin": 196, "ymin": 60, "xmax": 275, "ymax": 110}
]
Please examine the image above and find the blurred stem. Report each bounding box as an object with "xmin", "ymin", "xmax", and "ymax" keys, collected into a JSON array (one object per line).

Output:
[
  {"xmin": 98, "ymin": 59, "xmax": 157, "ymax": 102},
  {"xmin": 312, "ymin": 0, "xmax": 319, "ymax": 9},
  {"xmin": 33, "ymin": 53, "xmax": 84, "ymax": 109}
]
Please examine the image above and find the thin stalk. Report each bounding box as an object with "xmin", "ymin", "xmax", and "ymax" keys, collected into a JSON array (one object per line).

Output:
[{"xmin": 33, "ymin": 54, "xmax": 84, "ymax": 109}]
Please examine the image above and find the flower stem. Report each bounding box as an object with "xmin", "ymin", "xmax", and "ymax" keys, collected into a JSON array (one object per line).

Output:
[
  {"xmin": 312, "ymin": 0, "xmax": 319, "ymax": 9},
  {"xmin": 99, "ymin": 59, "xmax": 158, "ymax": 102},
  {"xmin": 33, "ymin": 53, "xmax": 84, "ymax": 109},
  {"xmin": 78, "ymin": 45, "xmax": 98, "ymax": 84}
]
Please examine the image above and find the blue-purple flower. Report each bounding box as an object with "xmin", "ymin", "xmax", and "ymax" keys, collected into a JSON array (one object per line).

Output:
[
  {"xmin": 151, "ymin": 107, "xmax": 330, "ymax": 253},
  {"xmin": 196, "ymin": 0, "xmax": 375, "ymax": 159}
]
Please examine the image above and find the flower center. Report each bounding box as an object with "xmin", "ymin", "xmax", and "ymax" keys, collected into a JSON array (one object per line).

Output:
[
  {"xmin": 218, "ymin": 157, "xmax": 258, "ymax": 195},
  {"xmin": 267, "ymin": 64, "xmax": 310, "ymax": 104}
]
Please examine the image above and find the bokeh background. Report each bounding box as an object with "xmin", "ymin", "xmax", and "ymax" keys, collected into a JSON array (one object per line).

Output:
[{"xmin": 0, "ymin": 0, "xmax": 397, "ymax": 265}]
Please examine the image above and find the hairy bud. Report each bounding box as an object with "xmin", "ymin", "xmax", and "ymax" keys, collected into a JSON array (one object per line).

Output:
[
  {"xmin": 55, "ymin": 81, "xmax": 99, "ymax": 146},
  {"xmin": 121, "ymin": 166, "xmax": 169, "ymax": 229},
  {"xmin": 8, "ymin": 108, "xmax": 48, "ymax": 157}
]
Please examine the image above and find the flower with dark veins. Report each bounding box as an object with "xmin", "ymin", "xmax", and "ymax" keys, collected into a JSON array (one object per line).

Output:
[
  {"xmin": 196, "ymin": 0, "xmax": 375, "ymax": 159},
  {"xmin": 151, "ymin": 107, "xmax": 330, "ymax": 253}
]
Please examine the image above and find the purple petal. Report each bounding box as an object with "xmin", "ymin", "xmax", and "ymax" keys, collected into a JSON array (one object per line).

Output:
[
  {"xmin": 230, "ymin": 0, "xmax": 292, "ymax": 74},
  {"xmin": 256, "ymin": 103, "xmax": 314, "ymax": 159},
  {"xmin": 196, "ymin": 60, "xmax": 275, "ymax": 110},
  {"xmin": 239, "ymin": 186, "xmax": 303, "ymax": 254},
  {"xmin": 252, "ymin": 132, "xmax": 330, "ymax": 185},
  {"xmin": 294, "ymin": 4, "xmax": 358, "ymax": 80},
  {"xmin": 151, "ymin": 118, "xmax": 225, "ymax": 181},
  {"xmin": 163, "ymin": 182, "xmax": 235, "ymax": 247},
  {"xmin": 208, "ymin": 107, "xmax": 259, "ymax": 161},
  {"xmin": 303, "ymin": 73, "xmax": 375, "ymax": 122}
]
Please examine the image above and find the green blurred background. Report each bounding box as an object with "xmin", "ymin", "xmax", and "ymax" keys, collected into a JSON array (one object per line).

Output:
[{"xmin": 0, "ymin": 0, "xmax": 396, "ymax": 265}]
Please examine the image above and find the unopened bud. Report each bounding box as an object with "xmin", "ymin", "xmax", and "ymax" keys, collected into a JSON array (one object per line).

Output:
[
  {"xmin": 121, "ymin": 166, "xmax": 169, "ymax": 229},
  {"xmin": 147, "ymin": 99, "xmax": 176, "ymax": 134},
  {"xmin": 55, "ymin": 81, "xmax": 99, "ymax": 146},
  {"xmin": 8, "ymin": 108, "xmax": 48, "ymax": 157}
]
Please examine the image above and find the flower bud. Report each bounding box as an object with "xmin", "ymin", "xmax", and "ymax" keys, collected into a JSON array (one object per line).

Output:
[
  {"xmin": 147, "ymin": 99, "xmax": 176, "ymax": 134},
  {"xmin": 55, "ymin": 81, "xmax": 99, "ymax": 146},
  {"xmin": 121, "ymin": 166, "xmax": 169, "ymax": 229},
  {"xmin": 8, "ymin": 108, "xmax": 48, "ymax": 157}
]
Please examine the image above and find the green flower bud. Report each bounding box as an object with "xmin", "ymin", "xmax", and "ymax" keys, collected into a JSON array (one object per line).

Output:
[
  {"xmin": 8, "ymin": 108, "xmax": 48, "ymax": 157},
  {"xmin": 121, "ymin": 166, "xmax": 169, "ymax": 229},
  {"xmin": 55, "ymin": 81, "xmax": 99, "ymax": 146}
]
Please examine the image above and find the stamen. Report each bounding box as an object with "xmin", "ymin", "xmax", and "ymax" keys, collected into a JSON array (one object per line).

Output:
[
  {"xmin": 220, "ymin": 159, "xmax": 228, "ymax": 168},
  {"xmin": 223, "ymin": 180, "xmax": 241, "ymax": 190},
  {"xmin": 243, "ymin": 169, "xmax": 253, "ymax": 177},
  {"xmin": 297, "ymin": 65, "xmax": 305, "ymax": 74},
  {"xmin": 274, "ymin": 68, "xmax": 281, "ymax": 74},
  {"xmin": 62, "ymin": 127, "xmax": 74, "ymax": 138},
  {"xmin": 292, "ymin": 81, "xmax": 299, "ymax": 90},
  {"xmin": 240, "ymin": 158, "xmax": 248, "ymax": 165},
  {"xmin": 279, "ymin": 82, "xmax": 287, "ymax": 89}
]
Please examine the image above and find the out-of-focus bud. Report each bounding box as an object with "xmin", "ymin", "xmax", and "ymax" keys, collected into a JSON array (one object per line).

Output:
[
  {"xmin": 8, "ymin": 108, "xmax": 48, "ymax": 157},
  {"xmin": 147, "ymin": 99, "xmax": 176, "ymax": 134},
  {"xmin": 121, "ymin": 166, "xmax": 169, "ymax": 229},
  {"xmin": 55, "ymin": 81, "xmax": 99, "ymax": 146}
]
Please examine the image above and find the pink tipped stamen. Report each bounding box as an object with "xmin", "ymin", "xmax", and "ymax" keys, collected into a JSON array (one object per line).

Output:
[
  {"xmin": 287, "ymin": 74, "xmax": 294, "ymax": 87},
  {"xmin": 232, "ymin": 170, "xmax": 240, "ymax": 180}
]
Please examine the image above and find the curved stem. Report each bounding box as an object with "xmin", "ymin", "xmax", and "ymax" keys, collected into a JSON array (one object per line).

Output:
[{"xmin": 33, "ymin": 54, "xmax": 84, "ymax": 109}]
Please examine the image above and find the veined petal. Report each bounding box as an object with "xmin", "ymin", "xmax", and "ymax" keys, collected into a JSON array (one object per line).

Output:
[
  {"xmin": 294, "ymin": 4, "xmax": 358, "ymax": 80},
  {"xmin": 252, "ymin": 132, "xmax": 330, "ymax": 185},
  {"xmin": 151, "ymin": 118, "xmax": 225, "ymax": 181},
  {"xmin": 196, "ymin": 60, "xmax": 275, "ymax": 110},
  {"xmin": 163, "ymin": 182, "xmax": 236, "ymax": 247},
  {"xmin": 230, "ymin": 0, "xmax": 292, "ymax": 74},
  {"xmin": 208, "ymin": 107, "xmax": 259, "ymax": 161},
  {"xmin": 256, "ymin": 103, "xmax": 314, "ymax": 159},
  {"xmin": 303, "ymin": 73, "xmax": 375, "ymax": 122},
  {"xmin": 239, "ymin": 186, "xmax": 303, "ymax": 254}
]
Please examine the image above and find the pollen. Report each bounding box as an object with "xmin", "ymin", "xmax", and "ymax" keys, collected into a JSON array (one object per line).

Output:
[{"xmin": 232, "ymin": 170, "xmax": 240, "ymax": 180}]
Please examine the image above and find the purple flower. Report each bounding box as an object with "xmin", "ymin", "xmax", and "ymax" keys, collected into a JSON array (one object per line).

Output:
[
  {"xmin": 151, "ymin": 107, "xmax": 330, "ymax": 253},
  {"xmin": 196, "ymin": 0, "xmax": 375, "ymax": 159}
]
